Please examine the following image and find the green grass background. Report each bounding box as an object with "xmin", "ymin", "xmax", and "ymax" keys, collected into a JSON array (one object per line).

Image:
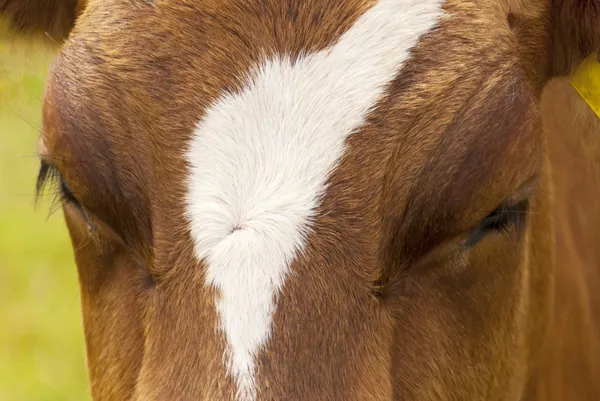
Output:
[{"xmin": 0, "ymin": 36, "xmax": 91, "ymax": 401}]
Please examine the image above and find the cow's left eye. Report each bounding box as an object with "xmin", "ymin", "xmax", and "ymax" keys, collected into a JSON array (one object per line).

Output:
[{"xmin": 467, "ymin": 198, "xmax": 530, "ymax": 247}]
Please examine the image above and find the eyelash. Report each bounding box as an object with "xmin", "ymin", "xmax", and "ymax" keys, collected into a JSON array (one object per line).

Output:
[
  {"xmin": 481, "ymin": 199, "xmax": 530, "ymax": 232},
  {"xmin": 466, "ymin": 199, "xmax": 530, "ymax": 247},
  {"xmin": 35, "ymin": 161, "xmax": 84, "ymax": 217}
]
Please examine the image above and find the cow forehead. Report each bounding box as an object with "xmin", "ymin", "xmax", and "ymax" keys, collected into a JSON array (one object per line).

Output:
[
  {"xmin": 46, "ymin": 0, "xmax": 534, "ymax": 243},
  {"xmin": 46, "ymin": 0, "xmax": 524, "ymax": 223},
  {"xmin": 185, "ymin": 1, "xmax": 444, "ymax": 398}
]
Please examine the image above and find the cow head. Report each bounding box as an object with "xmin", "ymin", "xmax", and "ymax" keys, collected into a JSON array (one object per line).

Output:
[{"xmin": 3, "ymin": 0, "xmax": 598, "ymax": 400}]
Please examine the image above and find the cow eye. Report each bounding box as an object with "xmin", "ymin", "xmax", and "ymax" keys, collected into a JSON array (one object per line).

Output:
[
  {"xmin": 58, "ymin": 176, "xmax": 80, "ymax": 206},
  {"xmin": 466, "ymin": 198, "xmax": 530, "ymax": 247},
  {"xmin": 35, "ymin": 160, "xmax": 86, "ymax": 218}
]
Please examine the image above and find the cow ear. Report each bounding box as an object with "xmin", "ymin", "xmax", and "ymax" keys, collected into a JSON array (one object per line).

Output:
[
  {"xmin": 550, "ymin": 0, "xmax": 600, "ymax": 75},
  {"xmin": 0, "ymin": 0, "xmax": 86, "ymax": 44},
  {"xmin": 503, "ymin": 0, "xmax": 599, "ymax": 91}
]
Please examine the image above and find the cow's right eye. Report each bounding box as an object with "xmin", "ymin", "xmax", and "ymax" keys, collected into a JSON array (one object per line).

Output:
[{"xmin": 35, "ymin": 160, "xmax": 91, "ymax": 225}]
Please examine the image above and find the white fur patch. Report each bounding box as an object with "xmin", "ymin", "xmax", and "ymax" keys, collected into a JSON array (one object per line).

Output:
[{"xmin": 185, "ymin": 1, "xmax": 444, "ymax": 399}]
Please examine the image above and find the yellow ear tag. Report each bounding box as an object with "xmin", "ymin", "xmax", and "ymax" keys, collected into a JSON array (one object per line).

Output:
[{"xmin": 571, "ymin": 52, "xmax": 600, "ymax": 118}]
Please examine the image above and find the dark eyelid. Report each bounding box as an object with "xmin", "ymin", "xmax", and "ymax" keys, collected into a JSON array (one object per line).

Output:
[
  {"xmin": 480, "ymin": 198, "xmax": 530, "ymax": 231},
  {"xmin": 35, "ymin": 160, "xmax": 79, "ymax": 206},
  {"xmin": 466, "ymin": 198, "xmax": 530, "ymax": 247},
  {"xmin": 464, "ymin": 174, "xmax": 538, "ymax": 247},
  {"xmin": 35, "ymin": 160, "xmax": 96, "ymax": 232},
  {"xmin": 59, "ymin": 176, "xmax": 80, "ymax": 204}
]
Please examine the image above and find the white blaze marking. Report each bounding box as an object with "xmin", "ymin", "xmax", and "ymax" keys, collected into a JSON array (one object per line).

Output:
[{"xmin": 186, "ymin": 1, "xmax": 444, "ymax": 399}]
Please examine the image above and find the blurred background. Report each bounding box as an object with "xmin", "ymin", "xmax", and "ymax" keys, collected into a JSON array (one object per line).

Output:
[{"xmin": 0, "ymin": 35, "xmax": 91, "ymax": 401}]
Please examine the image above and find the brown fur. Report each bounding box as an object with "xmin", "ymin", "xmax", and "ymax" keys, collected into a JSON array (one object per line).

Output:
[
  {"xmin": 3, "ymin": 0, "xmax": 600, "ymax": 400},
  {"xmin": 524, "ymin": 79, "xmax": 600, "ymax": 401},
  {"xmin": 550, "ymin": 0, "xmax": 600, "ymax": 75}
]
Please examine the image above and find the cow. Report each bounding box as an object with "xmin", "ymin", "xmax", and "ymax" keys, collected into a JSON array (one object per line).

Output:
[{"xmin": 1, "ymin": 0, "xmax": 599, "ymax": 400}]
